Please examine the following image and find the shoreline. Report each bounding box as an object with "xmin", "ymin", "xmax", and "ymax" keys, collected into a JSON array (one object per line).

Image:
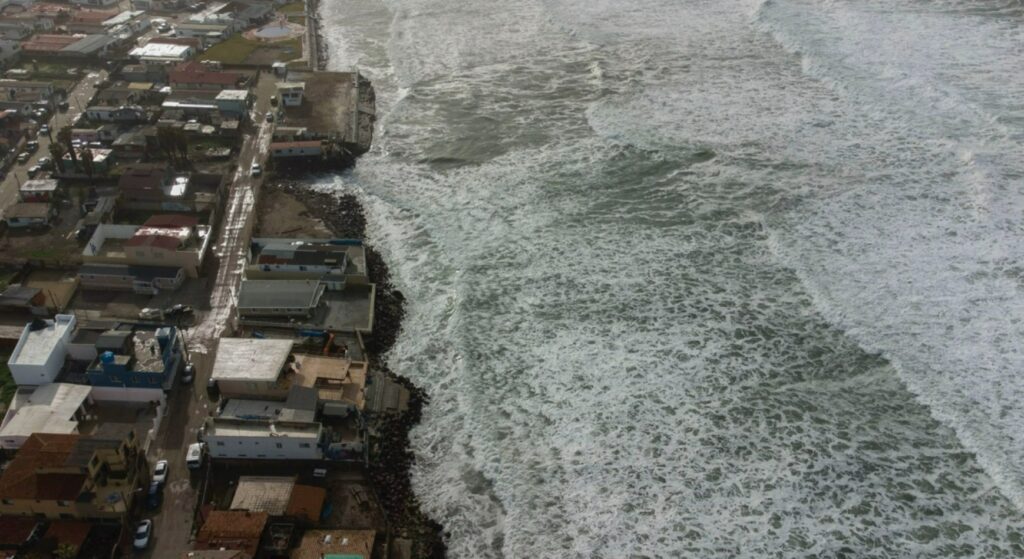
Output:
[{"xmin": 270, "ymin": 182, "xmax": 448, "ymax": 558}]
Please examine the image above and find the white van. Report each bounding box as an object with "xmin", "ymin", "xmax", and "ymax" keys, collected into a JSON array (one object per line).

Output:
[{"xmin": 186, "ymin": 442, "xmax": 205, "ymax": 469}]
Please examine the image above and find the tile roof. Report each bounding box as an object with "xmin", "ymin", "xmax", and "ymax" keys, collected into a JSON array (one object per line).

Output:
[
  {"xmin": 284, "ymin": 484, "xmax": 325, "ymax": 522},
  {"xmin": 142, "ymin": 214, "xmax": 199, "ymax": 228},
  {"xmin": 0, "ymin": 516, "xmax": 40, "ymax": 546},
  {"xmin": 0, "ymin": 433, "xmax": 85, "ymax": 501},
  {"xmin": 125, "ymin": 234, "xmax": 182, "ymax": 251},
  {"xmin": 198, "ymin": 511, "xmax": 268, "ymax": 541},
  {"xmin": 169, "ymin": 61, "xmax": 243, "ymax": 86},
  {"xmin": 42, "ymin": 519, "xmax": 91, "ymax": 549}
]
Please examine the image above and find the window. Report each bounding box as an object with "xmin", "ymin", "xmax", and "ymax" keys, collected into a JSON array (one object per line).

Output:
[
  {"xmin": 215, "ymin": 441, "xmax": 224, "ymax": 446},
  {"xmin": 57, "ymin": 500, "xmax": 68, "ymax": 507},
  {"xmin": 299, "ymin": 443, "xmax": 311, "ymax": 448},
  {"xmin": 1, "ymin": 499, "xmax": 11, "ymax": 505},
  {"xmin": 275, "ymin": 443, "xmax": 282, "ymax": 449}
]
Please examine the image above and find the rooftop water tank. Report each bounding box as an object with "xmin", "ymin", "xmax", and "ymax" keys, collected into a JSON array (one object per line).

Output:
[{"xmin": 100, "ymin": 351, "xmax": 115, "ymax": 364}]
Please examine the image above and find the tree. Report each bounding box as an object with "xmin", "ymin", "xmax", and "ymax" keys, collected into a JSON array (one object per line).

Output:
[
  {"xmin": 175, "ymin": 129, "xmax": 189, "ymax": 164},
  {"xmin": 156, "ymin": 126, "xmax": 176, "ymax": 164},
  {"xmin": 57, "ymin": 125, "xmax": 76, "ymax": 170},
  {"xmin": 80, "ymin": 147, "xmax": 94, "ymax": 181},
  {"xmin": 48, "ymin": 141, "xmax": 65, "ymax": 174},
  {"xmin": 54, "ymin": 543, "xmax": 78, "ymax": 559}
]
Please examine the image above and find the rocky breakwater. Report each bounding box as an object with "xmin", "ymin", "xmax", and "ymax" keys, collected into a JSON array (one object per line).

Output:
[{"xmin": 278, "ymin": 183, "xmax": 447, "ymax": 558}]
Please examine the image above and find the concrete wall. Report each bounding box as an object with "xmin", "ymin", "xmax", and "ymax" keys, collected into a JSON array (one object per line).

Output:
[
  {"xmin": 89, "ymin": 386, "xmax": 165, "ymax": 403},
  {"xmin": 216, "ymin": 380, "xmax": 288, "ymax": 401}
]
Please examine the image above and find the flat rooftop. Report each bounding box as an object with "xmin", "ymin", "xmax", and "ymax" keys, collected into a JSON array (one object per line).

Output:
[
  {"xmin": 9, "ymin": 315, "xmax": 75, "ymax": 367},
  {"xmin": 294, "ymin": 354, "xmax": 366, "ymax": 409},
  {"xmin": 280, "ymin": 71, "xmax": 356, "ymax": 140},
  {"xmin": 204, "ymin": 417, "xmax": 320, "ymax": 439},
  {"xmin": 0, "ymin": 384, "xmax": 91, "ymax": 441},
  {"xmin": 212, "ymin": 338, "xmax": 293, "ymax": 381},
  {"xmin": 230, "ymin": 475, "xmax": 295, "ymax": 515}
]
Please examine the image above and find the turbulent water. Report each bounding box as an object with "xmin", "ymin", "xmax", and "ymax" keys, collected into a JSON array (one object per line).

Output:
[{"xmin": 315, "ymin": 0, "xmax": 1024, "ymax": 556}]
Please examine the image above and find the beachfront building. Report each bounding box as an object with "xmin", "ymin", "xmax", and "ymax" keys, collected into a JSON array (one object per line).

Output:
[
  {"xmin": 202, "ymin": 417, "xmax": 323, "ymax": 460},
  {"xmin": 210, "ymin": 338, "xmax": 294, "ymax": 400},
  {"xmin": 129, "ymin": 42, "xmax": 193, "ymax": 64},
  {"xmin": 246, "ymin": 237, "xmax": 368, "ymax": 289},
  {"xmin": 236, "ymin": 279, "xmax": 325, "ymax": 318},
  {"xmin": 84, "ymin": 325, "xmax": 183, "ymax": 399}
]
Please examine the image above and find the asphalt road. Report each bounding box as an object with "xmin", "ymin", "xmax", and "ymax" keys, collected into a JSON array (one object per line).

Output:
[{"xmin": 141, "ymin": 72, "xmax": 277, "ymax": 558}]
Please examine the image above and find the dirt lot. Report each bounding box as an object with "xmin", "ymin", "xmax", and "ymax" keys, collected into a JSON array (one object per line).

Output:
[{"xmin": 256, "ymin": 184, "xmax": 333, "ymax": 238}]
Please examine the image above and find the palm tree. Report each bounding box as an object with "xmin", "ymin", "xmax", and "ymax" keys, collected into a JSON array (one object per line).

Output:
[
  {"xmin": 57, "ymin": 125, "xmax": 77, "ymax": 169},
  {"xmin": 80, "ymin": 147, "xmax": 94, "ymax": 181},
  {"xmin": 48, "ymin": 142, "xmax": 65, "ymax": 174},
  {"xmin": 156, "ymin": 127, "xmax": 176, "ymax": 164},
  {"xmin": 54, "ymin": 543, "xmax": 78, "ymax": 559}
]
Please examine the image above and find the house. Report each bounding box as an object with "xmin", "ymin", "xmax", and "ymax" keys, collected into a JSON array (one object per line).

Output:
[
  {"xmin": 117, "ymin": 164, "xmax": 194, "ymax": 211},
  {"xmin": 70, "ymin": 0, "xmax": 119, "ymax": 7},
  {"xmin": 59, "ymin": 147, "xmax": 112, "ymax": 177},
  {"xmin": 210, "ymin": 338, "xmax": 294, "ymax": 400},
  {"xmin": 195, "ymin": 511, "xmax": 268, "ymax": 558},
  {"xmin": 18, "ymin": 178, "xmax": 57, "ymax": 202},
  {"xmin": 67, "ymin": 8, "xmax": 118, "ymax": 34},
  {"xmin": 227, "ymin": 476, "xmax": 324, "ymax": 523},
  {"xmin": 21, "ymin": 33, "xmax": 113, "ymax": 58},
  {"xmin": 0, "ymin": 284, "xmax": 47, "ymax": 314},
  {"xmin": 269, "ymin": 140, "xmax": 322, "ymax": 159},
  {"xmin": 82, "ymin": 215, "xmax": 211, "ymax": 278},
  {"xmin": 0, "ymin": 431, "xmax": 142, "ymax": 520},
  {"xmin": 0, "ymin": 79, "xmax": 53, "ymax": 103},
  {"xmin": 78, "ymin": 263, "xmax": 185, "ymax": 294},
  {"xmin": 0, "ymin": 383, "xmax": 93, "ymax": 449},
  {"xmin": 3, "ymin": 201, "xmax": 51, "ymax": 228},
  {"xmin": 0, "ymin": 21, "xmax": 31, "ymax": 40},
  {"xmin": 275, "ymin": 82, "xmax": 303, "ymax": 107},
  {"xmin": 173, "ymin": 23, "xmax": 229, "ymax": 48},
  {"xmin": 237, "ymin": 279, "xmax": 324, "ymax": 318},
  {"xmin": 169, "ymin": 61, "xmax": 245, "ymax": 90},
  {"xmin": 246, "ymin": 239, "xmax": 367, "ymax": 288},
  {"xmin": 291, "ymin": 530, "xmax": 376, "ymax": 559},
  {"xmin": 179, "ymin": 551, "xmax": 251, "ymax": 559},
  {"xmin": 85, "ymin": 325, "xmax": 183, "ymax": 396},
  {"xmin": 0, "ymin": 108, "xmax": 28, "ymax": 148},
  {"xmin": 5, "ymin": 314, "xmax": 76, "ymax": 386},
  {"xmin": 214, "ymin": 89, "xmax": 250, "ymax": 118},
  {"xmin": 83, "ymin": 105, "xmax": 146, "ymax": 123},
  {"xmin": 202, "ymin": 417, "xmax": 323, "ymax": 460},
  {"xmin": 110, "ymin": 129, "xmax": 148, "ymax": 158},
  {"xmin": 119, "ymin": 63, "xmax": 166, "ymax": 83},
  {"xmin": 129, "ymin": 42, "xmax": 193, "ymax": 64},
  {"xmin": 0, "ymin": 517, "xmax": 42, "ymax": 556}
]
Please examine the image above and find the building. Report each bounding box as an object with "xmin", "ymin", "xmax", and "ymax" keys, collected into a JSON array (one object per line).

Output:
[
  {"xmin": 275, "ymin": 82, "xmax": 303, "ymax": 107},
  {"xmin": 202, "ymin": 417, "xmax": 322, "ymax": 460},
  {"xmin": 82, "ymin": 215, "xmax": 211, "ymax": 278},
  {"xmin": 83, "ymin": 105, "xmax": 146, "ymax": 123},
  {"xmin": 227, "ymin": 476, "xmax": 324, "ymax": 523},
  {"xmin": 78, "ymin": 263, "xmax": 185, "ymax": 294},
  {"xmin": 169, "ymin": 61, "xmax": 244, "ymax": 90},
  {"xmin": 18, "ymin": 178, "xmax": 57, "ymax": 203},
  {"xmin": 196, "ymin": 511, "xmax": 267, "ymax": 557},
  {"xmin": 129, "ymin": 42, "xmax": 193, "ymax": 64},
  {"xmin": 3, "ymin": 202, "xmax": 52, "ymax": 228},
  {"xmin": 0, "ymin": 284, "xmax": 47, "ymax": 315},
  {"xmin": 247, "ymin": 238, "xmax": 368, "ymax": 288},
  {"xmin": 180, "ymin": 551, "xmax": 251, "ymax": 559},
  {"xmin": 0, "ymin": 79, "xmax": 52, "ymax": 103},
  {"xmin": 269, "ymin": 140, "xmax": 322, "ymax": 159},
  {"xmin": 214, "ymin": 89, "xmax": 250, "ymax": 118},
  {"xmin": 117, "ymin": 163, "xmax": 194, "ymax": 211},
  {"xmin": 70, "ymin": 0, "xmax": 119, "ymax": 6},
  {"xmin": 20, "ymin": 33, "xmax": 113, "ymax": 57},
  {"xmin": 0, "ymin": 431, "xmax": 141, "ymax": 520},
  {"xmin": 0, "ymin": 516, "xmax": 42, "ymax": 555},
  {"xmin": 237, "ymin": 280, "xmax": 324, "ymax": 319},
  {"xmin": 67, "ymin": 8, "xmax": 118, "ymax": 34},
  {"xmin": 291, "ymin": 530, "xmax": 375, "ymax": 559},
  {"xmin": 173, "ymin": 23, "xmax": 229, "ymax": 47},
  {"xmin": 0, "ymin": 383, "xmax": 93, "ymax": 449},
  {"xmin": 85, "ymin": 325, "xmax": 183, "ymax": 396},
  {"xmin": 6, "ymin": 314, "xmax": 76, "ymax": 386},
  {"xmin": 210, "ymin": 338, "xmax": 294, "ymax": 399}
]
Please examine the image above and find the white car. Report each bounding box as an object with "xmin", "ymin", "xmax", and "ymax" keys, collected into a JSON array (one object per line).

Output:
[
  {"xmin": 133, "ymin": 520, "xmax": 152, "ymax": 550},
  {"xmin": 152, "ymin": 459, "xmax": 168, "ymax": 484},
  {"xmin": 186, "ymin": 442, "xmax": 205, "ymax": 469},
  {"xmin": 250, "ymin": 163, "xmax": 262, "ymax": 176}
]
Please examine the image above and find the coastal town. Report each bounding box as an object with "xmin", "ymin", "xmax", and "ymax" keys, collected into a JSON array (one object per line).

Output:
[{"xmin": 0, "ymin": 0, "xmax": 443, "ymax": 557}]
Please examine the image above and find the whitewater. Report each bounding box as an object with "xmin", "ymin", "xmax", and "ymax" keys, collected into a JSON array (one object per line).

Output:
[{"xmin": 314, "ymin": 0, "xmax": 1024, "ymax": 556}]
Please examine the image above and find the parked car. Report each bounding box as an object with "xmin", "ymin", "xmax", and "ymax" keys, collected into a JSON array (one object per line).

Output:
[
  {"xmin": 25, "ymin": 140, "xmax": 38, "ymax": 152},
  {"xmin": 250, "ymin": 163, "xmax": 262, "ymax": 176},
  {"xmin": 165, "ymin": 303, "xmax": 194, "ymax": 317},
  {"xmin": 37, "ymin": 157, "xmax": 52, "ymax": 170},
  {"xmin": 152, "ymin": 459, "xmax": 168, "ymax": 484},
  {"xmin": 146, "ymin": 481, "xmax": 162, "ymax": 509},
  {"xmin": 265, "ymin": 111, "xmax": 274, "ymax": 122},
  {"xmin": 58, "ymin": 100, "xmax": 69, "ymax": 112},
  {"xmin": 16, "ymin": 152, "xmax": 29, "ymax": 163},
  {"xmin": 38, "ymin": 124, "xmax": 49, "ymax": 134},
  {"xmin": 138, "ymin": 308, "xmax": 163, "ymax": 320},
  {"xmin": 181, "ymin": 363, "xmax": 195, "ymax": 384},
  {"xmin": 26, "ymin": 165, "xmax": 40, "ymax": 178},
  {"xmin": 186, "ymin": 442, "xmax": 205, "ymax": 469},
  {"xmin": 133, "ymin": 520, "xmax": 152, "ymax": 549}
]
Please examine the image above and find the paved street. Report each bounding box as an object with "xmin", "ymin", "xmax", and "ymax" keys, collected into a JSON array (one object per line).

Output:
[
  {"xmin": 0, "ymin": 70, "xmax": 107, "ymax": 215},
  {"xmin": 142, "ymin": 72, "xmax": 277, "ymax": 558}
]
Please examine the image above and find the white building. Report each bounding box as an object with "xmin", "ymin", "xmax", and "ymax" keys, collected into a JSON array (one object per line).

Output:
[
  {"xmin": 202, "ymin": 417, "xmax": 322, "ymax": 460},
  {"xmin": 275, "ymin": 82, "xmax": 304, "ymax": 107},
  {"xmin": 0, "ymin": 383, "xmax": 93, "ymax": 449},
  {"xmin": 6, "ymin": 314, "xmax": 75, "ymax": 386},
  {"xmin": 129, "ymin": 42, "xmax": 194, "ymax": 64},
  {"xmin": 211, "ymin": 338, "xmax": 295, "ymax": 400}
]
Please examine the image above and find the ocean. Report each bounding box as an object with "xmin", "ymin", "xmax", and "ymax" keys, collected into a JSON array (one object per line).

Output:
[{"xmin": 314, "ymin": 0, "xmax": 1024, "ymax": 556}]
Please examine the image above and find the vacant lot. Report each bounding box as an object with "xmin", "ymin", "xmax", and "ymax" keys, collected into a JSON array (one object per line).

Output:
[{"xmin": 200, "ymin": 34, "xmax": 303, "ymax": 65}]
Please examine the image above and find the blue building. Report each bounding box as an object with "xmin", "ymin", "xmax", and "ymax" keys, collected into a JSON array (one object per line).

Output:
[{"xmin": 86, "ymin": 326, "xmax": 182, "ymax": 392}]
